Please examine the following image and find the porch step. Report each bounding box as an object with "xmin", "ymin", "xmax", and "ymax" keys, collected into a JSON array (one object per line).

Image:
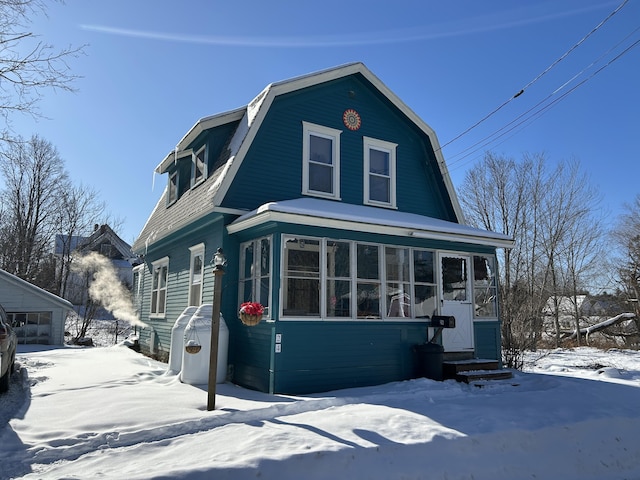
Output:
[{"xmin": 443, "ymin": 359, "xmax": 513, "ymax": 383}]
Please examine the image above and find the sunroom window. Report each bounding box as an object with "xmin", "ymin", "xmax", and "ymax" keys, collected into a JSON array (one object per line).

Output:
[
  {"xmin": 363, "ymin": 137, "xmax": 397, "ymax": 207},
  {"xmin": 326, "ymin": 240, "xmax": 351, "ymax": 318},
  {"xmin": 302, "ymin": 122, "xmax": 341, "ymax": 199},
  {"xmin": 413, "ymin": 249, "xmax": 437, "ymax": 318},
  {"xmin": 239, "ymin": 237, "xmax": 272, "ymax": 317},
  {"xmin": 385, "ymin": 247, "xmax": 411, "ymax": 317},
  {"xmin": 473, "ymin": 255, "xmax": 497, "ymax": 318},
  {"xmin": 280, "ymin": 235, "xmax": 448, "ymax": 322},
  {"xmin": 356, "ymin": 244, "xmax": 381, "ymax": 318},
  {"xmin": 282, "ymin": 237, "xmax": 320, "ymax": 317}
]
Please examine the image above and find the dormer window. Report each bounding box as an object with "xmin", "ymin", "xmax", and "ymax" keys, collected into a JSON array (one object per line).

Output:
[
  {"xmin": 168, "ymin": 171, "xmax": 178, "ymax": 205},
  {"xmin": 363, "ymin": 137, "xmax": 397, "ymax": 208},
  {"xmin": 192, "ymin": 145, "xmax": 207, "ymax": 187},
  {"xmin": 302, "ymin": 122, "xmax": 341, "ymax": 199}
]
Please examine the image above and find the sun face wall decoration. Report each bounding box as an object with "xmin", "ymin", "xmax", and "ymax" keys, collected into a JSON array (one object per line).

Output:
[{"xmin": 343, "ymin": 109, "xmax": 361, "ymax": 131}]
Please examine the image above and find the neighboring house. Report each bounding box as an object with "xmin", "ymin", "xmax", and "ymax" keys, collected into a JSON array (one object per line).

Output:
[
  {"xmin": 132, "ymin": 63, "xmax": 513, "ymax": 394},
  {"xmin": 61, "ymin": 224, "xmax": 140, "ymax": 305},
  {"xmin": 0, "ymin": 269, "xmax": 73, "ymax": 345}
]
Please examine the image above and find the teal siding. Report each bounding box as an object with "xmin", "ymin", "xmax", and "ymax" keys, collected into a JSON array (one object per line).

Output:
[
  {"xmin": 272, "ymin": 321, "xmax": 426, "ymax": 394},
  {"xmin": 473, "ymin": 321, "xmax": 502, "ymax": 362},
  {"xmin": 136, "ymin": 68, "xmax": 505, "ymax": 394},
  {"xmin": 221, "ymin": 75, "xmax": 456, "ymax": 221},
  {"xmin": 137, "ymin": 215, "xmax": 228, "ymax": 361}
]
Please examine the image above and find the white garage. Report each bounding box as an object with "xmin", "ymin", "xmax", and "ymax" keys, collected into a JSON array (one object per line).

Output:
[{"xmin": 0, "ymin": 269, "xmax": 72, "ymax": 345}]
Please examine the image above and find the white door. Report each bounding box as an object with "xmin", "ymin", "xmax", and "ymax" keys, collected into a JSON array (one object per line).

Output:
[{"xmin": 438, "ymin": 253, "xmax": 474, "ymax": 352}]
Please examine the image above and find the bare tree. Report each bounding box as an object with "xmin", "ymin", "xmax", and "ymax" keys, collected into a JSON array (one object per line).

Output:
[
  {"xmin": 612, "ymin": 194, "xmax": 640, "ymax": 335},
  {"xmin": 52, "ymin": 184, "xmax": 107, "ymax": 298},
  {"xmin": 0, "ymin": 134, "xmax": 69, "ymax": 282},
  {"xmin": 460, "ymin": 152, "xmax": 606, "ymax": 365},
  {"xmin": 0, "ymin": 0, "xmax": 83, "ymax": 137}
]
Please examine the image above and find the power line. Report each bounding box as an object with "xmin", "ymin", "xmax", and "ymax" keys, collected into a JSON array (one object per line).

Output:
[
  {"xmin": 438, "ymin": 0, "xmax": 630, "ymax": 152},
  {"xmin": 446, "ymin": 26, "xmax": 640, "ymax": 169}
]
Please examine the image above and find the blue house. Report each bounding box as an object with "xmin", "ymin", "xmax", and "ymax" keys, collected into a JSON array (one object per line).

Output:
[{"xmin": 131, "ymin": 63, "xmax": 513, "ymax": 394}]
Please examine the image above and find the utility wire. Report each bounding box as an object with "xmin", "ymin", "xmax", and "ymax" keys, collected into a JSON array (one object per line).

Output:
[
  {"xmin": 438, "ymin": 0, "xmax": 629, "ymax": 152},
  {"xmin": 447, "ymin": 25, "xmax": 640, "ymax": 167},
  {"xmin": 446, "ymin": 36, "xmax": 640, "ymax": 171}
]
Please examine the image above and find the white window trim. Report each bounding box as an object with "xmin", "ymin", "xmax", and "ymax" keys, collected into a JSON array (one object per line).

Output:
[
  {"xmin": 239, "ymin": 236, "xmax": 273, "ymax": 319},
  {"xmin": 188, "ymin": 243, "xmax": 205, "ymax": 307},
  {"xmin": 150, "ymin": 257, "xmax": 169, "ymax": 318},
  {"xmin": 363, "ymin": 136, "xmax": 397, "ymax": 208},
  {"xmin": 192, "ymin": 145, "xmax": 207, "ymax": 188},
  {"xmin": 302, "ymin": 121, "xmax": 342, "ymax": 200}
]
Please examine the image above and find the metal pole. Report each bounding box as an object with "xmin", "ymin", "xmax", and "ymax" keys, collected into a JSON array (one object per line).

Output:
[{"xmin": 207, "ymin": 249, "xmax": 225, "ymax": 411}]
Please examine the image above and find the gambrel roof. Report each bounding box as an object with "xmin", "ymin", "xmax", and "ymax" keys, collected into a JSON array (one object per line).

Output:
[{"xmin": 133, "ymin": 63, "xmax": 472, "ymax": 253}]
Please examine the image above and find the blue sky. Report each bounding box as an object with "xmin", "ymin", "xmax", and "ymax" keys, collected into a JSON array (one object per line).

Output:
[{"xmin": 11, "ymin": 0, "xmax": 639, "ymax": 246}]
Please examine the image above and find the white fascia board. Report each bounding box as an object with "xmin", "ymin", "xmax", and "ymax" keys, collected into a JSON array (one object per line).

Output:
[
  {"xmin": 155, "ymin": 107, "xmax": 246, "ymax": 174},
  {"xmin": 226, "ymin": 200, "xmax": 514, "ymax": 249}
]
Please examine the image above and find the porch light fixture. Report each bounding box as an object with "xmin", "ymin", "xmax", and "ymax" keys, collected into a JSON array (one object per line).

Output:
[{"xmin": 207, "ymin": 248, "xmax": 226, "ymax": 411}]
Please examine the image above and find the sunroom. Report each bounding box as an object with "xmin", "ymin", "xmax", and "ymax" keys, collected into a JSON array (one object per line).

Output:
[{"xmin": 226, "ymin": 198, "xmax": 513, "ymax": 394}]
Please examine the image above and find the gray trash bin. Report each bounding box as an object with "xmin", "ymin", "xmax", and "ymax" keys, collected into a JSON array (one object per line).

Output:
[{"xmin": 414, "ymin": 342, "xmax": 444, "ymax": 381}]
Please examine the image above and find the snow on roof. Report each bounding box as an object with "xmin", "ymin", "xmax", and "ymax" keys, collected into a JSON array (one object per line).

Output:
[{"xmin": 228, "ymin": 198, "xmax": 513, "ymax": 248}]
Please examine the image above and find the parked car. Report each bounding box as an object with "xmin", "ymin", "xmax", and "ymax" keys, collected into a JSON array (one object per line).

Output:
[{"xmin": 0, "ymin": 303, "xmax": 17, "ymax": 393}]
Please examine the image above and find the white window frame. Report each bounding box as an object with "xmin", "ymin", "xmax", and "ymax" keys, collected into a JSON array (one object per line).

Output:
[
  {"xmin": 150, "ymin": 257, "xmax": 169, "ymax": 318},
  {"xmin": 302, "ymin": 121, "xmax": 342, "ymax": 200},
  {"xmin": 239, "ymin": 236, "xmax": 273, "ymax": 319},
  {"xmin": 192, "ymin": 145, "xmax": 207, "ymax": 188},
  {"xmin": 363, "ymin": 136, "xmax": 397, "ymax": 208},
  {"xmin": 188, "ymin": 244, "xmax": 205, "ymax": 307}
]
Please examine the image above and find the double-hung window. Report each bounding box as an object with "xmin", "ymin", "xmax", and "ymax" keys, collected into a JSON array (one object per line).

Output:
[
  {"xmin": 302, "ymin": 122, "xmax": 341, "ymax": 199},
  {"xmin": 363, "ymin": 137, "xmax": 397, "ymax": 208},
  {"xmin": 239, "ymin": 237, "xmax": 272, "ymax": 317},
  {"xmin": 188, "ymin": 244, "xmax": 205, "ymax": 307},
  {"xmin": 151, "ymin": 257, "xmax": 169, "ymax": 317},
  {"xmin": 192, "ymin": 146, "xmax": 207, "ymax": 187}
]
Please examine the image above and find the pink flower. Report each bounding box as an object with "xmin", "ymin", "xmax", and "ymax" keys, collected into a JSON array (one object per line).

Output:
[{"xmin": 239, "ymin": 302, "xmax": 264, "ymax": 316}]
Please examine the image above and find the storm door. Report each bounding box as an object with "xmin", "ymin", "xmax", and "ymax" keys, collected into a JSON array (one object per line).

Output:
[{"xmin": 438, "ymin": 253, "xmax": 474, "ymax": 351}]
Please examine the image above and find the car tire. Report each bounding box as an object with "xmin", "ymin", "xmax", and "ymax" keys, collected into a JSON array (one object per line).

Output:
[{"xmin": 0, "ymin": 369, "xmax": 9, "ymax": 393}]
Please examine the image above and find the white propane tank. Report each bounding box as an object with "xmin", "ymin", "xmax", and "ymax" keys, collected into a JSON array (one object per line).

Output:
[
  {"xmin": 167, "ymin": 306, "xmax": 198, "ymax": 375},
  {"xmin": 180, "ymin": 304, "xmax": 229, "ymax": 385}
]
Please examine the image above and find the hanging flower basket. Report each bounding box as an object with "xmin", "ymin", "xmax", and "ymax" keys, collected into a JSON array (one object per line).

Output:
[
  {"xmin": 239, "ymin": 302, "xmax": 264, "ymax": 326},
  {"xmin": 184, "ymin": 339, "xmax": 202, "ymax": 354}
]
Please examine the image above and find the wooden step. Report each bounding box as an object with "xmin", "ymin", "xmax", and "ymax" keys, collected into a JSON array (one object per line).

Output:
[
  {"xmin": 455, "ymin": 369, "xmax": 513, "ymax": 383},
  {"xmin": 443, "ymin": 359, "xmax": 500, "ymax": 377}
]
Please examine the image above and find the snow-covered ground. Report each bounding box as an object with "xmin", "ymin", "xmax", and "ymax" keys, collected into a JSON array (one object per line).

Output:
[{"xmin": 1, "ymin": 344, "xmax": 640, "ymax": 480}]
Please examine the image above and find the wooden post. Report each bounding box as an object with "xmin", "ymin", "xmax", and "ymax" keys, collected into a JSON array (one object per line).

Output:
[{"xmin": 207, "ymin": 248, "xmax": 225, "ymax": 411}]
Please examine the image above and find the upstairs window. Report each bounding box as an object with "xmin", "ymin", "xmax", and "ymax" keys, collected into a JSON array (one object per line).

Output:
[
  {"xmin": 363, "ymin": 137, "xmax": 397, "ymax": 208},
  {"xmin": 302, "ymin": 122, "xmax": 341, "ymax": 199},
  {"xmin": 192, "ymin": 146, "xmax": 207, "ymax": 187},
  {"xmin": 151, "ymin": 257, "xmax": 169, "ymax": 317}
]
